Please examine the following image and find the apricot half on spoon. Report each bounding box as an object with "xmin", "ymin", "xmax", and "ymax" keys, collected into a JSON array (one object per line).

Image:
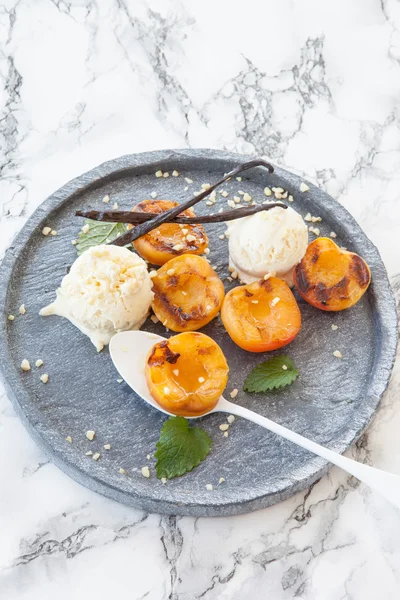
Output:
[
  {"xmin": 128, "ymin": 199, "xmax": 208, "ymax": 265},
  {"xmin": 221, "ymin": 277, "xmax": 301, "ymax": 352},
  {"xmin": 293, "ymin": 237, "xmax": 371, "ymax": 311},
  {"xmin": 151, "ymin": 254, "xmax": 225, "ymax": 332}
]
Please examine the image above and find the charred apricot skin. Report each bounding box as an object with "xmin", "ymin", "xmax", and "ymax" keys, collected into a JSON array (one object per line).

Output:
[
  {"xmin": 293, "ymin": 237, "xmax": 371, "ymax": 311},
  {"xmin": 151, "ymin": 254, "xmax": 225, "ymax": 332},
  {"xmin": 145, "ymin": 332, "xmax": 229, "ymax": 417},
  {"xmin": 129, "ymin": 199, "xmax": 208, "ymax": 265},
  {"xmin": 221, "ymin": 277, "xmax": 301, "ymax": 352}
]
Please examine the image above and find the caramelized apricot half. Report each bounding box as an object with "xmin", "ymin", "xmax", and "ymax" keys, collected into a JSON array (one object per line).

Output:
[
  {"xmin": 145, "ymin": 332, "xmax": 229, "ymax": 417},
  {"xmin": 293, "ymin": 237, "xmax": 371, "ymax": 311},
  {"xmin": 129, "ymin": 199, "xmax": 208, "ymax": 265},
  {"xmin": 151, "ymin": 254, "xmax": 225, "ymax": 332},
  {"xmin": 221, "ymin": 277, "xmax": 301, "ymax": 352}
]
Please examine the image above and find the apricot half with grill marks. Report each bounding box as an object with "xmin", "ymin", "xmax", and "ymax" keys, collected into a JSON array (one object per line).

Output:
[
  {"xmin": 129, "ymin": 199, "xmax": 208, "ymax": 265},
  {"xmin": 145, "ymin": 332, "xmax": 229, "ymax": 416},
  {"xmin": 293, "ymin": 237, "xmax": 371, "ymax": 311},
  {"xmin": 151, "ymin": 254, "xmax": 225, "ymax": 332}
]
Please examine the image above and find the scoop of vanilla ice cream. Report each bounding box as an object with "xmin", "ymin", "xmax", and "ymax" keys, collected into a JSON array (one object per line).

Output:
[
  {"xmin": 40, "ymin": 245, "xmax": 154, "ymax": 351},
  {"xmin": 228, "ymin": 206, "xmax": 308, "ymax": 286}
]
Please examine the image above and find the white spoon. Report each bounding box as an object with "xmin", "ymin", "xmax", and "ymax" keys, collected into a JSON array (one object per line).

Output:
[{"xmin": 110, "ymin": 330, "xmax": 400, "ymax": 510}]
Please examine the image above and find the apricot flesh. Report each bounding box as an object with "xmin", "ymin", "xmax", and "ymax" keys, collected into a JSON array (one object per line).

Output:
[
  {"xmin": 129, "ymin": 199, "xmax": 208, "ymax": 265},
  {"xmin": 151, "ymin": 254, "xmax": 225, "ymax": 332},
  {"xmin": 221, "ymin": 277, "xmax": 301, "ymax": 352},
  {"xmin": 293, "ymin": 237, "xmax": 371, "ymax": 311},
  {"xmin": 145, "ymin": 332, "xmax": 229, "ymax": 417}
]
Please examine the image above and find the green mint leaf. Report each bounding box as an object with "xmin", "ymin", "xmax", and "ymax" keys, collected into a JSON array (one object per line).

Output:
[
  {"xmin": 155, "ymin": 416, "xmax": 211, "ymax": 479},
  {"xmin": 76, "ymin": 219, "xmax": 127, "ymax": 255},
  {"xmin": 243, "ymin": 355, "xmax": 298, "ymax": 393}
]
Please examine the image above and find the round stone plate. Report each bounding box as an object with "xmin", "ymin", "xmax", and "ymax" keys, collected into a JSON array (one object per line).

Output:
[{"xmin": 0, "ymin": 150, "xmax": 397, "ymax": 517}]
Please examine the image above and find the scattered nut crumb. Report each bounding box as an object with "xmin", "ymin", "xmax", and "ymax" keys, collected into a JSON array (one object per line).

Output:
[
  {"xmin": 19, "ymin": 304, "xmax": 26, "ymax": 315},
  {"xmin": 243, "ymin": 193, "xmax": 252, "ymax": 202},
  {"xmin": 66, "ymin": 436, "xmax": 72, "ymax": 443},
  {"xmin": 50, "ymin": 230, "xmax": 57, "ymax": 236},
  {"xmin": 206, "ymin": 201, "xmax": 213, "ymax": 206},
  {"xmin": 305, "ymin": 213, "xmax": 322, "ymax": 223},
  {"xmin": 333, "ymin": 350, "xmax": 343, "ymax": 359},
  {"xmin": 227, "ymin": 415, "xmax": 235, "ymax": 424},
  {"xmin": 146, "ymin": 454, "xmax": 151, "ymax": 460},
  {"xmin": 117, "ymin": 378, "xmax": 123, "ymax": 383},
  {"xmin": 231, "ymin": 271, "xmax": 238, "ymax": 279},
  {"xmin": 172, "ymin": 170, "xmax": 179, "ymax": 177},
  {"xmin": 198, "ymin": 376, "xmax": 205, "ymax": 383},
  {"xmin": 150, "ymin": 315, "xmax": 159, "ymax": 324},
  {"xmin": 270, "ymin": 297, "xmax": 280, "ymax": 307},
  {"xmin": 230, "ymin": 388, "xmax": 238, "ymax": 399},
  {"xmin": 141, "ymin": 466, "xmax": 150, "ymax": 478},
  {"xmin": 221, "ymin": 190, "xmax": 229, "ymax": 198},
  {"xmin": 119, "ymin": 467, "xmax": 126, "ymax": 474},
  {"xmin": 150, "ymin": 191, "xmax": 157, "ymax": 199},
  {"xmin": 227, "ymin": 199, "xmax": 236, "ymax": 208},
  {"xmin": 205, "ymin": 483, "xmax": 213, "ymax": 491},
  {"xmin": 219, "ymin": 477, "xmax": 226, "ymax": 484},
  {"xmin": 219, "ymin": 423, "xmax": 229, "ymax": 431},
  {"xmin": 103, "ymin": 195, "xmax": 110, "ymax": 203},
  {"xmin": 309, "ymin": 226, "xmax": 320, "ymax": 236},
  {"xmin": 233, "ymin": 196, "xmax": 241, "ymax": 204},
  {"xmin": 185, "ymin": 177, "xmax": 193, "ymax": 184},
  {"xmin": 181, "ymin": 291, "xmax": 187, "ymax": 296},
  {"xmin": 82, "ymin": 224, "xmax": 90, "ymax": 234},
  {"xmin": 236, "ymin": 176, "xmax": 242, "ymax": 182},
  {"xmin": 251, "ymin": 300, "xmax": 259, "ymax": 304},
  {"xmin": 167, "ymin": 268, "xmax": 175, "ymax": 276},
  {"xmin": 172, "ymin": 243, "xmax": 183, "ymax": 251},
  {"xmin": 181, "ymin": 228, "xmax": 188, "ymax": 235},
  {"xmin": 149, "ymin": 270, "xmax": 157, "ymax": 278},
  {"xmin": 330, "ymin": 231, "xmax": 337, "ymax": 238},
  {"xmin": 92, "ymin": 453, "xmax": 101, "ymax": 461},
  {"xmin": 331, "ymin": 324, "xmax": 338, "ymax": 331},
  {"xmin": 86, "ymin": 451, "xmax": 93, "ymax": 456},
  {"xmin": 184, "ymin": 186, "xmax": 189, "ymax": 191},
  {"xmin": 113, "ymin": 202, "xmax": 119, "ymax": 210},
  {"xmin": 164, "ymin": 386, "xmax": 170, "ymax": 395},
  {"xmin": 282, "ymin": 364, "xmax": 288, "ymax": 370},
  {"xmin": 71, "ymin": 239, "xmax": 78, "ymax": 245},
  {"xmin": 204, "ymin": 248, "xmax": 210, "ymax": 255},
  {"xmin": 104, "ymin": 443, "xmax": 111, "ymax": 450},
  {"xmin": 288, "ymin": 195, "xmax": 294, "ymax": 202},
  {"xmin": 35, "ymin": 359, "xmax": 44, "ymax": 368},
  {"xmin": 42, "ymin": 226, "xmax": 52, "ymax": 236},
  {"xmin": 264, "ymin": 187, "xmax": 272, "ymax": 196},
  {"xmin": 300, "ymin": 182, "xmax": 310, "ymax": 192},
  {"xmin": 40, "ymin": 373, "xmax": 49, "ymax": 383},
  {"xmin": 21, "ymin": 359, "xmax": 31, "ymax": 371},
  {"xmin": 161, "ymin": 477, "xmax": 167, "ymax": 484},
  {"xmin": 186, "ymin": 234, "xmax": 196, "ymax": 243},
  {"xmin": 8, "ymin": 314, "xmax": 15, "ymax": 321},
  {"xmin": 223, "ymin": 431, "xmax": 229, "ymax": 438},
  {"xmin": 155, "ymin": 170, "xmax": 163, "ymax": 178},
  {"xmin": 219, "ymin": 234, "xmax": 225, "ymax": 240},
  {"xmin": 173, "ymin": 369, "xmax": 179, "ymax": 376},
  {"xmin": 86, "ymin": 430, "xmax": 95, "ymax": 441},
  {"xmin": 201, "ymin": 183, "xmax": 211, "ymax": 190}
]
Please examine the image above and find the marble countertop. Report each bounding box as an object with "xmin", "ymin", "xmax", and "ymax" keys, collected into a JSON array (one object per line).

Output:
[{"xmin": 1, "ymin": 0, "xmax": 400, "ymax": 598}]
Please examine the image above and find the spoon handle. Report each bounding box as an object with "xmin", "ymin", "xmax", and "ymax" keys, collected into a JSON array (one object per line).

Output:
[{"xmin": 219, "ymin": 398, "xmax": 400, "ymax": 510}]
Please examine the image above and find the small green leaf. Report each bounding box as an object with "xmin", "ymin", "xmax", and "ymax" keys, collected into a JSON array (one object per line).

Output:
[
  {"xmin": 243, "ymin": 355, "xmax": 298, "ymax": 393},
  {"xmin": 76, "ymin": 219, "xmax": 127, "ymax": 255},
  {"xmin": 155, "ymin": 416, "xmax": 211, "ymax": 479}
]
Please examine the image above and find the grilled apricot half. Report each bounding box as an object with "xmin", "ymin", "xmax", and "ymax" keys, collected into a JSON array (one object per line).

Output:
[
  {"xmin": 145, "ymin": 332, "xmax": 229, "ymax": 417},
  {"xmin": 129, "ymin": 199, "xmax": 208, "ymax": 265},
  {"xmin": 151, "ymin": 254, "xmax": 225, "ymax": 332},
  {"xmin": 293, "ymin": 237, "xmax": 371, "ymax": 311},
  {"xmin": 221, "ymin": 277, "xmax": 301, "ymax": 352}
]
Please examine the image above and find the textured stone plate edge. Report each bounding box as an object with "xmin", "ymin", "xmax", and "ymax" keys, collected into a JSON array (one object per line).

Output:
[{"xmin": 0, "ymin": 148, "xmax": 397, "ymax": 517}]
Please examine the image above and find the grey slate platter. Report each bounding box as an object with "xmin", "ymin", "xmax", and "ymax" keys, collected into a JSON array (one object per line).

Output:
[{"xmin": 0, "ymin": 149, "xmax": 397, "ymax": 517}]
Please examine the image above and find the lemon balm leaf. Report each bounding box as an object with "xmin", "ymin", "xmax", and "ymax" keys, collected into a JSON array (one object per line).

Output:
[
  {"xmin": 243, "ymin": 356, "xmax": 298, "ymax": 393},
  {"xmin": 76, "ymin": 219, "xmax": 127, "ymax": 255},
  {"xmin": 155, "ymin": 416, "xmax": 211, "ymax": 479}
]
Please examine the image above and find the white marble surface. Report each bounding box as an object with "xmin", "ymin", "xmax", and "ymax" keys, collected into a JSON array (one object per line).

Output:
[{"xmin": 1, "ymin": 0, "xmax": 400, "ymax": 598}]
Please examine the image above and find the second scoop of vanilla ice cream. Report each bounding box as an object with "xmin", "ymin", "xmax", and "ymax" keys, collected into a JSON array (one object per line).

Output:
[
  {"xmin": 228, "ymin": 206, "xmax": 308, "ymax": 285},
  {"xmin": 40, "ymin": 245, "xmax": 153, "ymax": 351}
]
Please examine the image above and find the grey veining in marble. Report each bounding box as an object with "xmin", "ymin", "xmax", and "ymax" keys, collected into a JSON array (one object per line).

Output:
[{"xmin": 1, "ymin": 0, "xmax": 400, "ymax": 598}]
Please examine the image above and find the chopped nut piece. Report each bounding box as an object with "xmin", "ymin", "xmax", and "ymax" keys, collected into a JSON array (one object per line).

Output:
[
  {"xmin": 50, "ymin": 230, "xmax": 57, "ymax": 236},
  {"xmin": 161, "ymin": 477, "xmax": 167, "ymax": 484},
  {"xmin": 219, "ymin": 477, "xmax": 226, "ymax": 484},
  {"xmin": 167, "ymin": 268, "xmax": 175, "ymax": 276},
  {"xmin": 309, "ymin": 226, "xmax": 320, "ymax": 236},
  {"xmin": 42, "ymin": 226, "xmax": 52, "ymax": 236},
  {"xmin": 219, "ymin": 234, "xmax": 225, "ymax": 240},
  {"xmin": 185, "ymin": 177, "xmax": 193, "ymax": 184},
  {"xmin": 35, "ymin": 359, "xmax": 44, "ymax": 368},
  {"xmin": 227, "ymin": 415, "xmax": 235, "ymax": 424},
  {"xmin": 236, "ymin": 176, "xmax": 242, "ymax": 182},
  {"xmin": 233, "ymin": 196, "xmax": 241, "ymax": 204},
  {"xmin": 243, "ymin": 193, "xmax": 252, "ymax": 202},
  {"xmin": 146, "ymin": 454, "xmax": 151, "ymax": 460},
  {"xmin": 141, "ymin": 466, "xmax": 150, "ymax": 478},
  {"xmin": 19, "ymin": 304, "xmax": 26, "ymax": 315},
  {"xmin": 181, "ymin": 228, "xmax": 189, "ymax": 235},
  {"xmin": 150, "ymin": 191, "xmax": 157, "ymax": 199},
  {"xmin": 230, "ymin": 388, "xmax": 238, "ymax": 399},
  {"xmin": 102, "ymin": 194, "xmax": 110, "ymax": 203},
  {"xmin": 305, "ymin": 213, "xmax": 321, "ymax": 223},
  {"xmin": 82, "ymin": 224, "xmax": 90, "ymax": 234},
  {"xmin": 264, "ymin": 187, "xmax": 272, "ymax": 196},
  {"xmin": 164, "ymin": 386, "xmax": 170, "ymax": 395},
  {"xmin": 288, "ymin": 195, "xmax": 294, "ymax": 202},
  {"xmin": 333, "ymin": 350, "xmax": 343, "ymax": 358},
  {"xmin": 173, "ymin": 369, "xmax": 179, "ymax": 376},
  {"xmin": 172, "ymin": 243, "xmax": 183, "ymax": 251},
  {"xmin": 119, "ymin": 467, "xmax": 126, "ymax": 474},
  {"xmin": 251, "ymin": 300, "xmax": 259, "ymax": 304},
  {"xmin": 181, "ymin": 291, "xmax": 187, "ymax": 296},
  {"xmin": 300, "ymin": 182, "xmax": 310, "ymax": 192},
  {"xmin": 21, "ymin": 359, "xmax": 31, "ymax": 371},
  {"xmin": 71, "ymin": 239, "xmax": 78, "ymax": 245},
  {"xmin": 205, "ymin": 483, "xmax": 213, "ymax": 491},
  {"xmin": 304, "ymin": 213, "xmax": 312, "ymax": 222},
  {"xmin": 104, "ymin": 443, "xmax": 111, "ymax": 450},
  {"xmin": 221, "ymin": 190, "xmax": 229, "ymax": 198},
  {"xmin": 201, "ymin": 183, "xmax": 211, "ymax": 190},
  {"xmin": 86, "ymin": 430, "xmax": 95, "ymax": 441},
  {"xmin": 117, "ymin": 378, "xmax": 123, "ymax": 383},
  {"xmin": 149, "ymin": 270, "xmax": 157, "ymax": 278},
  {"xmin": 331, "ymin": 324, "xmax": 338, "ymax": 331},
  {"xmin": 150, "ymin": 315, "xmax": 159, "ymax": 324},
  {"xmin": 227, "ymin": 199, "xmax": 236, "ymax": 208},
  {"xmin": 184, "ymin": 186, "xmax": 189, "ymax": 191},
  {"xmin": 40, "ymin": 373, "xmax": 49, "ymax": 383},
  {"xmin": 204, "ymin": 248, "xmax": 210, "ymax": 255},
  {"xmin": 238, "ymin": 190, "xmax": 244, "ymax": 195},
  {"xmin": 155, "ymin": 170, "xmax": 163, "ymax": 178},
  {"xmin": 270, "ymin": 297, "xmax": 280, "ymax": 307},
  {"xmin": 198, "ymin": 376, "xmax": 205, "ymax": 383},
  {"xmin": 219, "ymin": 423, "xmax": 229, "ymax": 431},
  {"xmin": 231, "ymin": 271, "xmax": 238, "ymax": 279},
  {"xmin": 66, "ymin": 435, "xmax": 72, "ymax": 443},
  {"xmin": 172, "ymin": 170, "xmax": 179, "ymax": 177},
  {"xmin": 223, "ymin": 431, "xmax": 229, "ymax": 438},
  {"xmin": 330, "ymin": 231, "xmax": 337, "ymax": 238},
  {"xmin": 282, "ymin": 364, "xmax": 288, "ymax": 370},
  {"xmin": 113, "ymin": 202, "xmax": 119, "ymax": 210},
  {"xmin": 206, "ymin": 201, "xmax": 213, "ymax": 206},
  {"xmin": 92, "ymin": 453, "xmax": 101, "ymax": 461},
  {"xmin": 163, "ymin": 172, "xmax": 169, "ymax": 178},
  {"xmin": 86, "ymin": 451, "xmax": 93, "ymax": 456},
  {"xmin": 186, "ymin": 234, "xmax": 196, "ymax": 243},
  {"xmin": 8, "ymin": 314, "xmax": 15, "ymax": 321}
]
